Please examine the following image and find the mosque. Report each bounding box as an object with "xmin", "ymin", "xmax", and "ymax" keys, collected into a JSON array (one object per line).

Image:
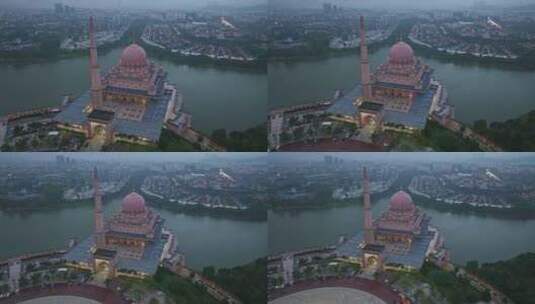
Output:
[
  {"xmin": 327, "ymin": 16, "xmax": 453, "ymax": 133},
  {"xmin": 268, "ymin": 16, "xmax": 454, "ymax": 151},
  {"xmin": 336, "ymin": 168, "xmax": 448, "ymax": 272},
  {"xmin": 55, "ymin": 17, "xmax": 180, "ymax": 145},
  {"xmin": 65, "ymin": 168, "xmax": 178, "ymax": 278}
]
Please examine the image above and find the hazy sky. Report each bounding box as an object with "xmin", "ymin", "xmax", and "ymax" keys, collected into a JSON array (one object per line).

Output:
[
  {"xmin": 269, "ymin": 0, "xmax": 535, "ymax": 9},
  {"xmin": 0, "ymin": 152, "xmax": 528, "ymax": 165},
  {"xmin": 0, "ymin": 152, "xmax": 264, "ymax": 163},
  {"xmin": 0, "ymin": 0, "xmax": 265, "ymax": 10},
  {"xmin": 2, "ymin": 0, "xmax": 534, "ymax": 10},
  {"xmin": 0, "ymin": 152, "xmax": 535, "ymax": 162},
  {"xmin": 268, "ymin": 152, "xmax": 535, "ymax": 164}
]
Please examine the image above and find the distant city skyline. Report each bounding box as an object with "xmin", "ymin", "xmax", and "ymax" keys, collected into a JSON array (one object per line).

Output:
[
  {"xmin": 269, "ymin": 152, "xmax": 534, "ymax": 164},
  {"xmin": 0, "ymin": 0, "xmax": 265, "ymax": 9},
  {"xmin": 3, "ymin": 0, "xmax": 534, "ymax": 10},
  {"xmin": 0, "ymin": 152, "xmax": 531, "ymax": 163},
  {"xmin": 0, "ymin": 152, "xmax": 264, "ymax": 163},
  {"xmin": 269, "ymin": 0, "xmax": 535, "ymax": 9}
]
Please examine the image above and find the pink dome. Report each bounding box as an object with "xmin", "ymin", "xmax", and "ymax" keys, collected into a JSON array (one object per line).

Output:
[
  {"xmin": 389, "ymin": 191, "xmax": 415, "ymax": 212},
  {"xmin": 119, "ymin": 44, "xmax": 147, "ymax": 67},
  {"xmin": 388, "ymin": 41, "xmax": 415, "ymax": 65},
  {"xmin": 122, "ymin": 192, "xmax": 146, "ymax": 214}
]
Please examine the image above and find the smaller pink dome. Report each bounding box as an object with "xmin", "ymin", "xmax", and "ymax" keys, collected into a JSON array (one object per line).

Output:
[
  {"xmin": 389, "ymin": 191, "xmax": 415, "ymax": 212},
  {"xmin": 119, "ymin": 44, "xmax": 147, "ymax": 68},
  {"xmin": 122, "ymin": 192, "xmax": 146, "ymax": 214},
  {"xmin": 388, "ymin": 41, "xmax": 415, "ymax": 65}
]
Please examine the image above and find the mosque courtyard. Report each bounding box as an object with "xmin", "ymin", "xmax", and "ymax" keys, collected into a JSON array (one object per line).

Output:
[{"xmin": 270, "ymin": 287, "xmax": 387, "ymax": 304}]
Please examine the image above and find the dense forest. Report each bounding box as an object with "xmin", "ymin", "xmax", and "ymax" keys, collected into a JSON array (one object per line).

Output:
[
  {"xmin": 467, "ymin": 252, "xmax": 535, "ymax": 304},
  {"xmin": 203, "ymin": 258, "xmax": 266, "ymax": 304},
  {"xmin": 474, "ymin": 110, "xmax": 535, "ymax": 151}
]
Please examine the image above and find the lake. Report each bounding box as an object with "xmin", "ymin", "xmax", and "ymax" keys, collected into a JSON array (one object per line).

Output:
[
  {"xmin": 0, "ymin": 48, "xmax": 267, "ymax": 134},
  {"xmin": 0, "ymin": 196, "xmax": 267, "ymax": 271},
  {"xmin": 269, "ymin": 196, "xmax": 535, "ymax": 265},
  {"xmin": 269, "ymin": 46, "xmax": 535, "ymax": 124}
]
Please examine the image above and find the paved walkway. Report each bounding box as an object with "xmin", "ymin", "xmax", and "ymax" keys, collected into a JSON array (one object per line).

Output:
[
  {"xmin": 82, "ymin": 133, "xmax": 106, "ymax": 151},
  {"xmin": 270, "ymin": 287, "xmax": 387, "ymax": 304},
  {"xmin": 19, "ymin": 295, "xmax": 101, "ymax": 304},
  {"xmin": 269, "ymin": 277, "xmax": 403, "ymax": 304},
  {"xmin": 0, "ymin": 284, "xmax": 129, "ymax": 304}
]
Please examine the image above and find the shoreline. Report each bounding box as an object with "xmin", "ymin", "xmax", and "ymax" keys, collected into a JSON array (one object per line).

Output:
[
  {"xmin": 0, "ymin": 41, "xmax": 267, "ymax": 73},
  {"xmin": 0, "ymin": 183, "xmax": 267, "ymax": 222},
  {"xmin": 268, "ymin": 34, "xmax": 535, "ymax": 72},
  {"xmin": 140, "ymin": 39, "xmax": 267, "ymax": 73},
  {"xmin": 270, "ymin": 188, "xmax": 535, "ymax": 220}
]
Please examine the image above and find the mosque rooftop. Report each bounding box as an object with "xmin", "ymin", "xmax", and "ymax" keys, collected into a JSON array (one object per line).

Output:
[
  {"xmin": 363, "ymin": 243, "xmax": 385, "ymax": 253},
  {"xmin": 87, "ymin": 109, "xmax": 115, "ymax": 122},
  {"xmin": 54, "ymin": 91, "xmax": 91, "ymax": 126},
  {"xmin": 93, "ymin": 248, "xmax": 117, "ymax": 259},
  {"xmin": 54, "ymin": 86, "xmax": 174, "ymax": 142},
  {"xmin": 382, "ymin": 87, "xmax": 434, "ymax": 129},
  {"xmin": 359, "ymin": 102, "xmax": 384, "ymax": 112},
  {"xmin": 336, "ymin": 217, "xmax": 435, "ymax": 269},
  {"xmin": 326, "ymin": 84, "xmax": 362, "ymax": 117},
  {"xmin": 326, "ymin": 82, "xmax": 434, "ymax": 129},
  {"xmin": 64, "ymin": 220, "xmax": 168, "ymax": 275},
  {"xmin": 375, "ymin": 67, "xmax": 433, "ymax": 91}
]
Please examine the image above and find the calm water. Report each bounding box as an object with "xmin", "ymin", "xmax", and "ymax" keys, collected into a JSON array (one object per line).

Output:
[
  {"xmin": 269, "ymin": 47, "xmax": 535, "ymax": 124},
  {"xmin": 0, "ymin": 197, "xmax": 267, "ymax": 271},
  {"xmin": 0, "ymin": 49, "xmax": 267, "ymax": 133},
  {"xmin": 269, "ymin": 197, "xmax": 535, "ymax": 265}
]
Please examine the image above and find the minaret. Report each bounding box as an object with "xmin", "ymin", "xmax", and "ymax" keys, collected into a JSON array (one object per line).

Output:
[
  {"xmin": 89, "ymin": 16, "xmax": 103, "ymax": 110},
  {"xmin": 92, "ymin": 167, "xmax": 105, "ymax": 247},
  {"xmin": 362, "ymin": 167, "xmax": 374, "ymax": 244},
  {"xmin": 359, "ymin": 16, "xmax": 372, "ymax": 100}
]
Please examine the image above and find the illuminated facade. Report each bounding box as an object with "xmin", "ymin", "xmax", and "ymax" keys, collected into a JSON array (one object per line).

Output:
[
  {"xmin": 103, "ymin": 192, "xmax": 161, "ymax": 260},
  {"xmin": 337, "ymin": 167, "xmax": 447, "ymax": 272},
  {"xmin": 328, "ymin": 16, "xmax": 449, "ymax": 132},
  {"xmin": 65, "ymin": 168, "xmax": 177, "ymax": 278},
  {"xmin": 372, "ymin": 41, "xmax": 433, "ymax": 113},
  {"xmin": 55, "ymin": 17, "xmax": 179, "ymax": 145}
]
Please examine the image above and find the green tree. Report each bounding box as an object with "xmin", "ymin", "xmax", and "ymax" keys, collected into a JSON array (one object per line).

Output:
[
  {"xmin": 473, "ymin": 120, "xmax": 488, "ymax": 133},
  {"xmin": 31, "ymin": 273, "xmax": 41, "ymax": 286},
  {"xmin": 13, "ymin": 125, "xmax": 24, "ymax": 136},
  {"xmin": 466, "ymin": 260, "xmax": 479, "ymax": 272},
  {"xmin": 202, "ymin": 266, "xmax": 216, "ymax": 278},
  {"xmin": 211, "ymin": 129, "xmax": 227, "ymax": 143}
]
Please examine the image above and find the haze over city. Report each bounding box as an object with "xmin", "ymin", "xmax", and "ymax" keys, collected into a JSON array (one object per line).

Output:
[
  {"xmin": 0, "ymin": 0, "xmax": 265, "ymax": 9},
  {"xmin": 270, "ymin": 0, "xmax": 535, "ymax": 9},
  {"xmin": 0, "ymin": 152, "xmax": 264, "ymax": 163},
  {"xmin": 269, "ymin": 152, "xmax": 532, "ymax": 164}
]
